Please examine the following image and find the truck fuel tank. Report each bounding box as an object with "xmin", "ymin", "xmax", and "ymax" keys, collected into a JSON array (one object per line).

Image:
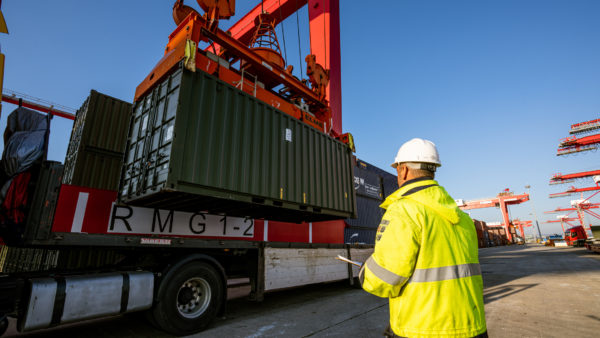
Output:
[{"xmin": 20, "ymin": 271, "xmax": 153, "ymax": 332}]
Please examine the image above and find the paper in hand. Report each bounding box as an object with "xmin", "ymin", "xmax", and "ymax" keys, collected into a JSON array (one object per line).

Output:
[{"xmin": 335, "ymin": 255, "xmax": 362, "ymax": 267}]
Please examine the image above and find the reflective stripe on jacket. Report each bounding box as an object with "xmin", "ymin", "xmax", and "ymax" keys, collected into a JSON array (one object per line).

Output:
[{"xmin": 360, "ymin": 177, "xmax": 487, "ymax": 337}]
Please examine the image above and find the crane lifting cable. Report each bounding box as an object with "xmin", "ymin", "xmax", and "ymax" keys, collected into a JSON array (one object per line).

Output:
[
  {"xmin": 295, "ymin": 0, "xmax": 303, "ymax": 80},
  {"xmin": 278, "ymin": 0, "xmax": 288, "ymax": 64}
]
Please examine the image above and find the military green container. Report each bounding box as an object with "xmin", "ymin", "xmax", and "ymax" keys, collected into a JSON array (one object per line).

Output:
[
  {"xmin": 63, "ymin": 90, "xmax": 132, "ymax": 190},
  {"xmin": 24, "ymin": 161, "xmax": 64, "ymax": 242},
  {"xmin": 120, "ymin": 63, "xmax": 356, "ymax": 222}
]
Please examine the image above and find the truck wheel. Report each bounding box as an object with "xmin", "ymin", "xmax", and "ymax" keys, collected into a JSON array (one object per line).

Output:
[{"xmin": 152, "ymin": 261, "xmax": 224, "ymax": 335}]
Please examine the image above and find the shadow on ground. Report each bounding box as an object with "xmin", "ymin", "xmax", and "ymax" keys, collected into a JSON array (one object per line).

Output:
[{"xmin": 480, "ymin": 244, "xmax": 600, "ymax": 303}]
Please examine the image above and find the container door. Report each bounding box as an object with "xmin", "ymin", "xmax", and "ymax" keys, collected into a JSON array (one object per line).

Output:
[{"xmin": 122, "ymin": 70, "xmax": 182, "ymax": 198}]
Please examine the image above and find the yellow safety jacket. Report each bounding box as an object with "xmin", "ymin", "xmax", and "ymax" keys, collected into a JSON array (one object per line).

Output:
[{"xmin": 360, "ymin": 177, "xmax": 486, "ymax": 337}]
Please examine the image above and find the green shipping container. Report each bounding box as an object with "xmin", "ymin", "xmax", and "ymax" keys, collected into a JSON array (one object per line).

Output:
[
  {"xmin": 120, "ymin": 63, "xmax": 356, "ymax": 222},
  {"xmin": 64, "ymin": 90, "xmax": 132, "ymax": 190},
  {"xmin": 24, "ymin": 161, "xmax": 64, "ymax": 242}
]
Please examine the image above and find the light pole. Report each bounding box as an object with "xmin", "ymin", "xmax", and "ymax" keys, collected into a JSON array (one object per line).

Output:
[{"xmin": 525, "ymin": 185, "xmax": 543, "ymax": 239}]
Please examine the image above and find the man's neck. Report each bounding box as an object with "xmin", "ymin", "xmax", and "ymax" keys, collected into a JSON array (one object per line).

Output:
[{"xmin": 398, "ymin": 176, "xmax": 434, "ymax": 189}]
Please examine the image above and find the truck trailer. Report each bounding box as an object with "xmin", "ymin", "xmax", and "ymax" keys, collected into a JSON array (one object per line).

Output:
[{"xmin": 0, "ymin": 89, "xmax": 394, "ymax": 335}]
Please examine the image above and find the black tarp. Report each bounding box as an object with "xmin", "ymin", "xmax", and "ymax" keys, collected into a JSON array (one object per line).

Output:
[{"xmin": 2, "ymin": 107, "xmax": 48, "ymax": 177}]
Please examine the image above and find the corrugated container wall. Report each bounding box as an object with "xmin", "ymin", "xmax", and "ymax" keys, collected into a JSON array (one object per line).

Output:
[
  {"xmin": 63, "ymin": 90, "xmax": 132, "ymax": 191},
  {"xmin": 120, "ymin": 64, "xmax": 356, "ymax": 222},
  {"xmin": 24, "ymin": 161, "xmax": 63, "ymax": 242},
  {"xmin": 472, "ymin": 219, "xmax": 488, "ymax": 248},
  {"xmin": 345, "ymin": 228, "xmax": 376, "ymax": 245},
  {"xmin": 345, "ymin": 158, "xmax": 397, "ymax": 244}
]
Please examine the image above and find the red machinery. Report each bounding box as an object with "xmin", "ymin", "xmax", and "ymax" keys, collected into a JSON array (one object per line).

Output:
[
  {"xmin": 549, "ymin": 185, "xmax": 600, "ymax": 198},
  {"xmin": 570, "ymin": 118, "xmax": 600, "ymax": 135},
  {"xmin": 135, "ymin": 0, "xmax": 350, "ymax": 145},
  {"xmin": 512, "ymin": 219, "xmax": 532, "ymax": 239},
  {"xmin": 544, "ymin": 216, "xmax": 580, "ymax": 233},
  {"xmin": 549, "ymin": 118, "xmax": 600, "ymax": 236},
  {"xmin": 545, "ymin": 199, "xmax": 600, "ymax": 234},
  {"xmin": 1, "ymin": 89, "xmax": 76, "ymax": 120},
  {"xmin": 557, "ymin": 118, "xmax": 600, "ymax": 155},
  {"xmin": 550, "ymin": 170, "xmax": 600, "ymax": 184},
  {"xmin": 458, "ymin": 189, "xmax": 530, "ymax": 242},
  {"xmin": 549, "ymin": 170, "xmax": 600, "ymax": 198}
]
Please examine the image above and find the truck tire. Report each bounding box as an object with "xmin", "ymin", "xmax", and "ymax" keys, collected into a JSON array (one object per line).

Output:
[{"xmin": 152, "ymin": 261, "xmax": 224, "ymax": 335}]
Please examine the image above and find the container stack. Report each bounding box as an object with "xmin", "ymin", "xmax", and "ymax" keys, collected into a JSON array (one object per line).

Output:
[
  {"xmin": 344, "ymin": 159, "xmax": 397, "ymax": 244},
  {"xmin": 472, "ymin": 219, "xmax": 517, "ymax": 247},
  {"xmin": 63, "ymin": 90, "xmax": 132, "ymax": 191},
  {"xmin": 487, "ymin": 227, "xmax": 510, "ymax": 246},
  {"xmin": 473, "ymin": 220, "xmax": 489, "ymax": 248}
]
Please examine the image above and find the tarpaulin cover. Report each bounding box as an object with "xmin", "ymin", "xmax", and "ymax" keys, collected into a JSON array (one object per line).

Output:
[{"xmin": 2, "ymin": 107, "xmax": 48, "ymax": 177}]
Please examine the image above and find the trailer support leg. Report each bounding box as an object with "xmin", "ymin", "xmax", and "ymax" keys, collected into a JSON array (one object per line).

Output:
[
  {"xmin": 346, "ymin": 246, "xmax": 356, "ymax": 287},
  {"xmin": 249, "ymin": 245, "xmax": 265, "ymax": 302}
]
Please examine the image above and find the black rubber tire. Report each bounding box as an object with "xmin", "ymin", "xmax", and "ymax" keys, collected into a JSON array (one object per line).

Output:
[{"xmin": 152, "ymin": 261, "xmax": 224, "ymax": 336}]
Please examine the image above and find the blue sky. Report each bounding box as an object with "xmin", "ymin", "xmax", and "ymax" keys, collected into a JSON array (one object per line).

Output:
[{"xmin": 1, "ymin": 1, "xmax": 599, "ymax": 236}]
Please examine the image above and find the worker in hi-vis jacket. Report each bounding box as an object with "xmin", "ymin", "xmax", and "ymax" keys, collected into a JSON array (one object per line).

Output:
[{"xmin": 359, "ymin": 138, "xmax": 487, "ymax": 338}]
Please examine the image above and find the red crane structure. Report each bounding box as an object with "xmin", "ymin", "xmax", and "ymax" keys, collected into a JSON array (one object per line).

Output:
[
  {"xmin": 544, "ymin": 216, "xmax": 580, "ymax": 233},
  {"xmin": 549, "ymin": 185, "xmax": 600, "ymax": 198},
  {"xmin": 569, "ymin": 118, "xmax": 600, "ymax": 135},
  {"xmin": 1, "ymin": 89, "xmax": 76, "ymax": 120},
  {"xmin": 557, "ymin": 134, "xmax": 600, "ymax": 156},
  {"xmin": 550, "ymin": 119, "xmax": 600, "ymax": 235},
  {"xmin": 136, "ymin": 0, "xmax": 351, "ymax": 145},
  {"xmin": 550, "ymin": 169, "xmax": 600, "ymax": 185},
  {"xmin": 548, "ymin": 168, "xmax": 600, "ymax": 211},
  {"xmin": 557, "ymin": 118, "xmax": 600, "ymax": 156},
  {"xmin": 512, "ymin": 219, "xmax": 533, "ymax": 239},
  {"xmin": 545, "ymin": 198, "xmax": 600, "ymax": 238},
  {"xmin": 457, "ymin": 189, "xmax": 530, "ymax": 242}
]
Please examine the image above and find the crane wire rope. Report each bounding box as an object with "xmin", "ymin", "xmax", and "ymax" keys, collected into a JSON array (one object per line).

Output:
[
  {"xmin": 323, "ymin": 6, "xmax": 327, "ymax": 69},
  {"xmin": 295, "ymin": 0, "xmax": 303, "ymax": 80},
  {"xmin": 278, "ymin": 0, "xmax": 288, "ymax": 64}
]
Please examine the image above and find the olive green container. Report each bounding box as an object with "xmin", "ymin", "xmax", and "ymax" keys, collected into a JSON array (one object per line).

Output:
[
  {"xmin": 63, "ymin": 90, "xmax": 132, "ymax": 190},
  {"xmin": 120, "ymin": 64, "xmax": 356, "ymax": 222}
]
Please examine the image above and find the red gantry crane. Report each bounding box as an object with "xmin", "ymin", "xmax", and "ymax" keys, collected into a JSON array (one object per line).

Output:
[
  {"xmin": 549, "ymin": 118, "xmax": 600, "ymax": 236},
  {"xmin": 544, "ymin": 215, "xmax": 580, "ymax": 233},
  {"xmin": 512, "ymin": 219, "xmax": 533, "ymax": 239},
  {"xmin": 549, "ymin": 171, "xmax": 600, "ymax": 198},
  {"xmin": 545, "ymin": 200, "xmax": 600, "ymax": 233},
  {"xmin": 557, "ymin": 118, "xmax": 600, "ymax": 155},
  {"xmin": 457, "ymin": 189, "xmax": 530, "ymax": 242}
]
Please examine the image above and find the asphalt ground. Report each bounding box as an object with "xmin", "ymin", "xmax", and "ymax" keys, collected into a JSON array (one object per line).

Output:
[{"xmin": 6, "ymin": 244, "xmax": 600, "ymax": 337}]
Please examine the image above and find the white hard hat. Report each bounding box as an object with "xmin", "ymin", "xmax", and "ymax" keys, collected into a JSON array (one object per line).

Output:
[{"xmin": 391, "ymin": 138, "xmax": 441, "ymax": 168}]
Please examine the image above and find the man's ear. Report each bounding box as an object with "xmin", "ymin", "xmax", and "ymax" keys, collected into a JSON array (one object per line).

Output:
[{"xmin": 401, "ymin": 165, "xmax": 409, "ymax": 180}]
